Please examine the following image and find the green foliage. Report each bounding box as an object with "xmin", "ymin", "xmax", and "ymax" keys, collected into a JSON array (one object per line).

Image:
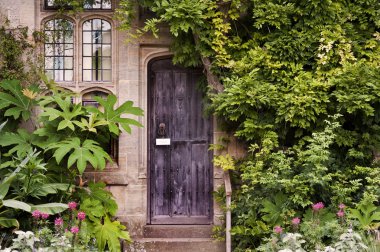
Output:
[
  {"xmin": 93, "ymin": 216, "xmax": 131, "ymax": 252},
  {"xmin": 0, "ymin": 80, "xmax": 37, "ymax": 121},
  {"xmin": 0, "ymin": 150, "xmax": 69, "ymax": 229},
  {"xmin": 39, "ymin": 96, "xmax": 84, "ymax": 131},
  {"xmin": 47, "ymin": 137, "xmax": 111, "ymax": 174},
  {"xmin": 87, "ymin": 94, "xmax": 143, "ymax": 135},
  {"xmin": 0, "ymin": 129, "xmax": 35, "ymax": 156},
  {"xmin": 260, "ymin": 193, "xmax": 289, "ymax": 226},
  {"xmin": 77, "ymin": 182, "xmax": 131, "ymax": 252},
  {"xmin": 213, "ymin": 154, "xmax": 235, "ymax": 171},
  {"xmin": 0, "ymin": 23, "xmax": 41, "ymax": 82},
  {"xmin": 348, "ymin": 199, "xmax": 380, "ymax": 231},
  {"xmin": 0, "ymin": 80, "xmax": 140, "ymax": 247}
]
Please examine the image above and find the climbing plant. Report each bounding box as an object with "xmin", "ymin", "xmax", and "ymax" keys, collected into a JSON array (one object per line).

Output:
[{"xmin": 113, "ymin": 0, "xmax": 380, "ymax": 250}]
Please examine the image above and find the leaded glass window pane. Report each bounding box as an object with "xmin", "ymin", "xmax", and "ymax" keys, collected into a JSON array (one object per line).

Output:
[
  {"xmin": 82, "ymin": 19, "xmax": 112, "ymax": 82},
  {"xmin": 44, "ymin": 19, "xmax": 74, "ymax": 82}
]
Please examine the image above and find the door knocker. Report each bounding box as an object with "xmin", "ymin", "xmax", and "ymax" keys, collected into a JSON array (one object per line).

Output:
[{"xmin": 158, "ymin": 123, "xmax": 166, "ymax": 137}]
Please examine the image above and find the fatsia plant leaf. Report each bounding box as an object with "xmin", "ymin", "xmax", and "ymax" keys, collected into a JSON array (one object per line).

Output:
[
  {"xmin": 0, "ymin": 129, "xmax": 34, "ymax": 156},
  {"xmin": 88, "ymin": 95, "xmax": 143, "ymax": 135},
  {"xmin": 39, "ymin": 96, "xmax": 83, "ymax": 131},
  {"xmin": 93, "ymin": 216, "xmax": 132, "ymax": 252},
  {"xmin": 0, "ymin": 79, "xmax": 36, "ymax": 120},
  {"xmin": 47, "ymin": 137, "xmax": 111, "ymax": 174}
]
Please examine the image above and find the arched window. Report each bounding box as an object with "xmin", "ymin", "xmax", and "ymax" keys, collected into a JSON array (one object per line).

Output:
[
  {"xmin": 44, "ymin": 19, "xmax": 74, "ymax": 81},
  {"xmin": 82, "ymin": 19, "xmax": 112, "ymax": 82},
  {"xmin": 82, "ymin": 90, "xmax": 108, "ymax": 107}
]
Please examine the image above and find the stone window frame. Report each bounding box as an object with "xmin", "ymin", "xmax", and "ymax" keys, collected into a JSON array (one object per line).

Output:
[
  {"xmin": 44, "ymin": 0, "xmax": 113, "ymax": 10},
  {"xmin": 42, "ymin": 14, "xmax": 116, "ymax": 87}
]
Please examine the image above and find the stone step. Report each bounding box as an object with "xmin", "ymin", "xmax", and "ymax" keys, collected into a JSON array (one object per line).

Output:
[
  {"xmin": 143, "ymin": 225, "xmax": 213, "ymax": 238},
  {"xmin": 124, "ymin": 238, "xmax": 226, "ymax": 252}
]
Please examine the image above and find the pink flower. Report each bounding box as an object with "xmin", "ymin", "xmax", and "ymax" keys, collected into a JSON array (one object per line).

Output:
[
  {"xmin": 32, "ymin": 210, "xmax": 41, "ymax": 219},
  {"xmin": 274, "ymin": 226, "xmax": 283, "ymax": 234},
  {"xmin": 339, "ymin": 203, "xmax": 346, "ymax": 209},
  {"xmin": 41, "ymin": 213, "xmax": 49, "ymax": 219},
  {"xmin": 70, "ymin": 226, "xmax": 79, "ymax": 234},
  {"xmin": 312, "ymin": 202, "xmax": 324, "ymax": 211},
  {"xmin": 68, "ymin": 201, "xmax": 77, "ymax": 210},
  {"xmin": 337, "ymin": 210, "xmax": 345, "ymax": 217},
  {"xmin": 54, "ymin": 217, "xmax": 63, "ymax": 226},
  {"xmin": 291, "ymin": 217, "xmax": 301, "ymax": 225},
  {"xmin": 77, "ymin": 211, "xmax": 86, "ymax": 221}
]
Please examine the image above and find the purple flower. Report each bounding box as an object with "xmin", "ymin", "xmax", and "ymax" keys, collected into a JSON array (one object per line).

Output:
[
  {"xmin": 77, "ymin": 211, "xmax": 86, "ymax": 221},
  {"xmin": 32, "ymin": 210, "xmax": 41, "ymax": 219},
  {"xmin": 312, "ymin": 202, "xmax": 324, "ymax": 211},
  {"xmin": 68, "ymin": 201, "xmax": 77, "ymax": 210},
  {"xmin": 274, "ymin": 226, "xmax": 283, "ymax": 234},
  {"xmin": 54, "ymin": 217, "xmax": 63, "ymax": 226},
  {"xmin": 70, "ymin": 226, "xmax": 79, "ymax": 234},
  {"xmin": 339, "ymin": 203, "xmax": 346, "ymax": 209},
  {"xmin": 41, "ymin": 213, "xmax": 49, "ymax": 219},
  {"xmin": 291, "ymin": 217, "xmax": 301, "ymax": 225},
  {"xmin": 337, "ymin": 210, "xmax": 345, "ymax": 217}
]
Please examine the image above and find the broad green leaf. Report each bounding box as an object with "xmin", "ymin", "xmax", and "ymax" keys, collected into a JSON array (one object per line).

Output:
[
  {"xmin": 0, "ymin": 129, "xmax": 34, "ymax": 156},
  {"xmin": 32, "ymin": 183, "xmax": 71, "ymax": 197},
  {"xmin": 91, "ymin": 95, "xmax": 143, "ymax": 135},
  {"xmin": 0, "ymin": 217, "xmax": 19, "ymax": 228},
  {"xmin": 0, "ymin": 79, "xmax": 35, "ymax": 120},
  {"xmin": 2, "ymin": 199, "xmax": 31, "ymax": 212},
  {"xmin": 4, "ymin": 106, "xmax": 25, "ymax": 119},
  {"xmin": 39, "ymin": 96, "xmax": 84, "ymax": 124},
  {"xmin": 79, "ymin": 182, "xmax": 118, "ymax": 216},
  {"xmin": 80, "ymin": 198, "xmax": 106, "ymax": 219},
  {"xmin": 57, "ymin": 119, "xmax": 75, "ymax": 131},
  {"xmin": 47, "ymin": 137, "xmax": 111, "ymax": 174},
  {"xmin": 94, "ymin": 216, "xmax": 132, "ymax": 252},
  {"xmin": 40, "ymin": 107, "xmax": 61, "ymax": 121},
  {"xmin": 0, "ymin": 93, "xmax": 19, "ymax": 109},
  {"xmin": 0, "ymin": 180, "xmax": 11, "ymax": 200},
  {"xmin": 31, "ymin": 203, "xmax": 68, "ymax": 214}
]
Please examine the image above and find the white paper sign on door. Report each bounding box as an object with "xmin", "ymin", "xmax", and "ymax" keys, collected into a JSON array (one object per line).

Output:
[{"xmin": 156, "ymin": 138, "xmax": 171, "ymax": 145}]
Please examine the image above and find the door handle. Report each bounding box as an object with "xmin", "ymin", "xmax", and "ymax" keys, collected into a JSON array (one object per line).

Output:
[{"xmin": 158, "ymin": 123, "xmax": 166, "ymax": 137}]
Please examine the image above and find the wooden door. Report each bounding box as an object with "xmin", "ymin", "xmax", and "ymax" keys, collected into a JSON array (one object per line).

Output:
[{"xmin": 148, "ymin": 58, "xmax": 212, "ymax": 224}]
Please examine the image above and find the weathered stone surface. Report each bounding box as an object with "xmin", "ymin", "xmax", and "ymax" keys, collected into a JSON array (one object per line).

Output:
[
  {"xmin": 124, "ymin": 238, "xmax": 225, "ymax": 252},
  {"xmin": 83, "ymin": 172, "xmax": 128, "ymax": 185},
  {"xmin": 143, "ymin": 225, "xmax": 213, "ymax": 238}
]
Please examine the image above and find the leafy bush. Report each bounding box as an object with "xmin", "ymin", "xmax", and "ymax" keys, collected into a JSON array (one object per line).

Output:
[{"xmin": 0, "ymin": 79, "xmax": 141, "ymax": 250}]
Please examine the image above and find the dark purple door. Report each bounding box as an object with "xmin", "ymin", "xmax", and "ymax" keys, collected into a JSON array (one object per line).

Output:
[{"xmin": 148, "ymin": 58, "xmax": 212, "ymax": 224}]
